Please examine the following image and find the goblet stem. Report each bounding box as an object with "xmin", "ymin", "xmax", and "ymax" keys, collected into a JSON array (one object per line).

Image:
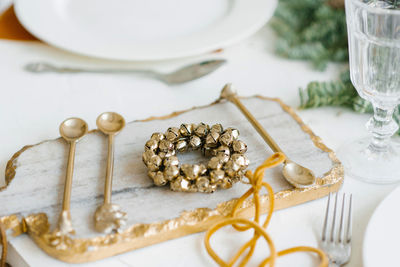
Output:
[{"xmin": 366, "ymin": 104, "xmax": 399, "ymax": 153}]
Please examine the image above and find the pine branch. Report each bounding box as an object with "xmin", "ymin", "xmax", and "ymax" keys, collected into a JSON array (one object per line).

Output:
[
  {"xmin": 299, "ymin": 71, "xmax": 400, "ymax": 135},
  {"xmin": 299, "ymin": 76, "xmax": 357, "ymax": 109},
  {"xmin": 270, "ymin": 0, "xmax": 348, "ymax": 70}
]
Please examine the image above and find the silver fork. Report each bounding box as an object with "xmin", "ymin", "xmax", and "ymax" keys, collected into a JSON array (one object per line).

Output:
[{"xmin": 320, "ymin": 193, "xmax": 353, "ymax": 267}]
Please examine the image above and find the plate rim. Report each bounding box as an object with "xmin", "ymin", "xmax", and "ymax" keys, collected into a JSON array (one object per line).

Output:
[{"xmin": 14, "ymin": 0, "xmax": 277, "ymax": 61}]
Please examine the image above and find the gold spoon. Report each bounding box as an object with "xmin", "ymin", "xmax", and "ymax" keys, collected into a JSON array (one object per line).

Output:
[
  {"xmin": 220, "ymin": 84, "xmax": 315, "ymax": 188},
  {"xmin": 58, "ymin": 117, "xmax": 88, "ymax": 235},
  {"xmin": 94, "ymin": 112, "xmax": 127, "ymax": 233}
]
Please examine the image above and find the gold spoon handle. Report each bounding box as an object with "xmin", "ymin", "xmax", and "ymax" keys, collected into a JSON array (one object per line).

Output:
[
  {"xmin": 221, "ymin": 85, "xmax": 283, "ymax": 153},
  {"xmin": 229, "ymin": 96, "xmax": 283, "ymax": 153},
  {"xmin": 104, "ymin": 134, "xmax": 115, "ymax": 204},
  {"xmin": 62, "ymin": 141, "xmax": 76, "ymax": 212}
]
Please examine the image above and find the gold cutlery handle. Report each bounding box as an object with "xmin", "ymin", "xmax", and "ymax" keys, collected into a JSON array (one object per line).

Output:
[
  {"xmin": 62, "ymin": 141, "xmax": 76, "ymax": 212},
  {"xmin": 104, "ymin": 134, "xmax": 115, "ymax": 204},
  {"xmin": 229, "ymin": 95, "xmax": 283, "ymax": 154}
]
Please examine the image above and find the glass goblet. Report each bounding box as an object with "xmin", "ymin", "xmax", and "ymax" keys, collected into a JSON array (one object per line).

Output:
[{"xmin": 341, "ymin": 0, "xmax": 400, "ymax": 183}]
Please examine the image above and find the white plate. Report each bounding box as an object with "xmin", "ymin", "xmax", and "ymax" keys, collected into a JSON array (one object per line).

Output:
[
  {"xmin": 363, "ymin": 185, "xmax": 400, "ymax": 267},
  {"xmin": 14, "ymin": 0, "xmax": 276, "ymax": 61}
]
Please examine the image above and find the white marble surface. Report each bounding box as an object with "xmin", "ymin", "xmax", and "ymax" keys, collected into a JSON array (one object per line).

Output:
[
  {"xmin": 0, "ymin": 97, "xmax": 332, "ymax": 241},
  {"xmin": 1, "ymin": 97, "xmax": 334, "ymax": 238},
  {"xmin": 0, "ymin": 20, "xmax": 398, "ymax": 267}
]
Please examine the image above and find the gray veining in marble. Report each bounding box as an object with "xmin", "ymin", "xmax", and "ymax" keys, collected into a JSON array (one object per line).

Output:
[{"xmin": 0, "ymin": 98, "xmax": 332, "ymax": 238}]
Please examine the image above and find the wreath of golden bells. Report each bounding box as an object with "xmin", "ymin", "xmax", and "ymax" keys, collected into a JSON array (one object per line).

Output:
[{"xmin": 142, "ymin": 123, "xmax": 249, "ymax": 193}]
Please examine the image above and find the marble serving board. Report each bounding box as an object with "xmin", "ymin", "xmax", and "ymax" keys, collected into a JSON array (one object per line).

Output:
[{"xmin": 0, "ymin": 96, "xmax": 343, "ymax": 263}]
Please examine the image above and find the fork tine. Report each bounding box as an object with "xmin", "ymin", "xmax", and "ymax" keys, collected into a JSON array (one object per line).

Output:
[
  {"xmin": 320, "ymin": 193, "xmax": 353, "ymax": 266},
  {"xmin": 338, "ymin": 193, "xmax": 346, "ymax": 243},
  {"xmin": 346, "ymin": 194, "xmax": 353, "ymax": 243},
  {"xmin": 330, "ymin": 192, "xmax": 338, "ymax": 242},
  {"xmin": 322, "ymin": 193, "xmax": 331, "ymax": 241}
]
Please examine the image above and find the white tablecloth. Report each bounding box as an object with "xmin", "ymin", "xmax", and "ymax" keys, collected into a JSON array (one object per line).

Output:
[{"xmin": 0, "ymin": 25, "xmax": 397, "ymax": 267}]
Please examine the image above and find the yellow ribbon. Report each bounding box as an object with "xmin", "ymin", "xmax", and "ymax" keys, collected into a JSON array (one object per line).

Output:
[
  {"xmin": 0, "ymin": 222, "xmax": 7, "ymax": 267},
  {"xmin": 204, "ymin": 152, "xmax": 328, "ymax": 267}
]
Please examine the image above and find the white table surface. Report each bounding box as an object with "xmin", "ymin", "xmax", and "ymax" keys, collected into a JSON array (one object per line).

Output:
[{"xmin": 0, "ymin": 22, "xmax": 398, "ymax": 267}]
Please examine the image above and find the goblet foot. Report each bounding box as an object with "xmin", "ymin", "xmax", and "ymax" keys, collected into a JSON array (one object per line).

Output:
[{"xmin": 338, "ymin": 137, "xmax": 400, "ymax": 184}]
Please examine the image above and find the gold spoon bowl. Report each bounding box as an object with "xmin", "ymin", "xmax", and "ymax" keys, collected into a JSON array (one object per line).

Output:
[
  {"xmin": 60, "ymin": 117, "xmax": 88, "ymax": 141},
  {"xmin": 282, "ymin": 160, "xmax": 315, "ymax": 188},
  {"xmin": 96, "ymin": 112, "xmax": 125, "ymax": 135}
]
